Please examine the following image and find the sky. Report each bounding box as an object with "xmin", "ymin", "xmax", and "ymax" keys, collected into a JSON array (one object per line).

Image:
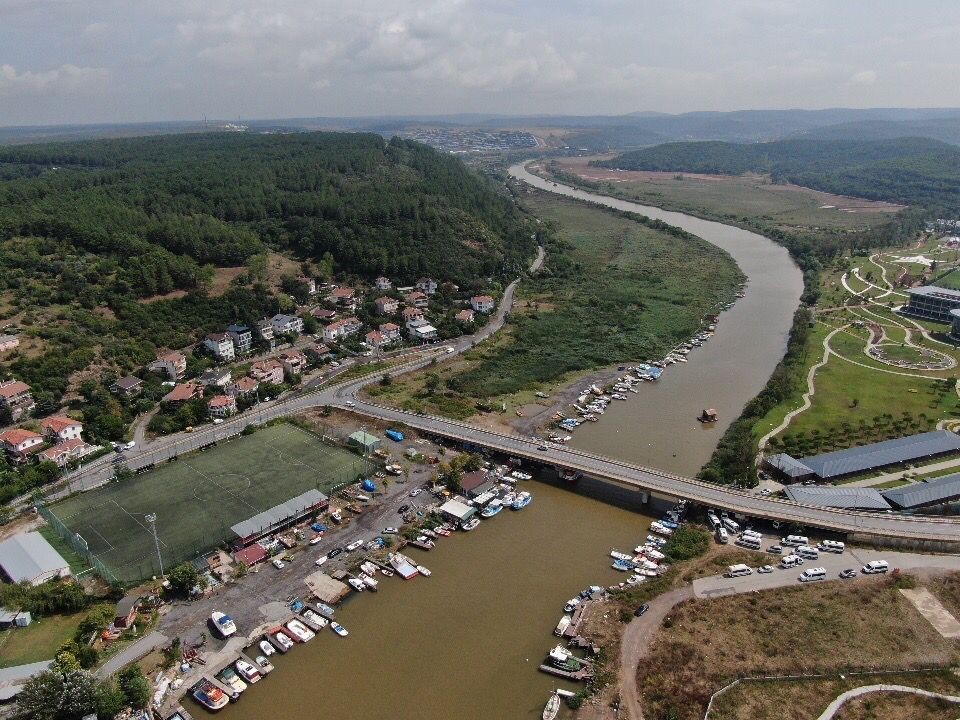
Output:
[{"xmin": 2, "ymin": 0, "xmax": 960, "ymax": 126}]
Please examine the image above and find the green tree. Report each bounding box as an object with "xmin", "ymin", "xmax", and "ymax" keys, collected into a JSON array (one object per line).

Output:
[
  {"xmin": 95, "ymin": 678, "xmax": 128, "ymax": 718},
  {"xmin": 118, "ymin": 665, "xmax": 152, "ymax": 709},
  {"xmin": 167, "ymin": 562, "xmax": 201, "ymax": 596},
  {"xmin": 17, "ymin": 667, "xmax": 99, "ymax": 720}
]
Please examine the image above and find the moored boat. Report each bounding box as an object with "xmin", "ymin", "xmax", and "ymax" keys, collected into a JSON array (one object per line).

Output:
[
  {"xmin": 347, "ymin": 577, "xmax": 366, "ymax": 592},
  {"xmin": 259, "ymin": 640, "xmax": 275, "ymax": 656},
  {"xmin": 554, "ymin": 615, "xmax": 572, "ymax": 636},
  {"xmin": 563, "ymin": 597, "xmax": 581, "ymax": 613},
  {"xmin": 255, "ymin": 656, "xmax": 274, "ymax": 674},
  {"xmin": 286, "ymin": 619, "xmax": 315, "ymax": 642},
  {"xmin": 511, "ymin": 491, "xmax": 532, "ymax": 510},
  {"xmin": 217, "ymin": 667, "xmax": 247, "ymax": 694},
  {"xmin": 192, "ymin": 679, "xmax": 229, "ymax": 711},
  {"xmin": 461, "ymin": 517, "xmax": 481, "ymax": 531},
  {"xmin": 610, "ymin": 549, "xmax": 632, "ymax": 561},
  {"xmin": 359, "ymin": 572, "xmax": 379, "ymax": 591},
  {"xmin": 235, "ymin": 659, "xmax": 261, "ymax": 684},
  {"xmin": 331, "ymin": 622, "xmax": 349, "ymax": 637},
  {"xmin": 416, "ymin": 564, "xmax": 432, "ymax": 577},
  {"xmin": 543, "ymin": 693, "xmax": 561, "ymax": 720},
  {"xmin": 302, "ymin": 609, "xmax": 328, "ymax": 629},
  {"xmin": 481, "ymin": 500, "xmax": 503, "ymax": 518},
  {"xmin": 316, "ymin": 603, "xmax": 336, "ymax": 617},
  {"xmin": 272, "ymin": 631, "xmax": 294, "ymax": 651}
]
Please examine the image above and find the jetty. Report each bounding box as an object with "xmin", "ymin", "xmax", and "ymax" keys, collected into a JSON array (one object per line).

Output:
[{"xmin": 538, "ymin": 663, "xmax": 593, "ymax": 682}]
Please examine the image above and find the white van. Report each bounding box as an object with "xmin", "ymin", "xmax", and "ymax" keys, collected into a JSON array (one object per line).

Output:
[
  {"xmin": 726, "ymin": 564, "xmax": 753, "ymax": 578},
  {"xmin": 819, "ymin": 540, "xmax": 845, "ymax": 554},
  {"xmin": 781, "ymin": 535, "xmax": 809, "ymax": 547},
  {"xmin": 707, "ymin": 513, "xmax": 721, "ymax": 530},
  {"xmin": 796, "ymin": 545, "xmax": 820, "ymax": 560},
  {"xmin": 741, "ymin": 529, "xmax": 762, "ymax": 540},
  {"xmin": 723, "ymin": 517, "xmax": 740, "ymax": 534},
  {"xmin": 780, "ymin": 554, "xmax": 803, "ymax": 569},
  {"xmin": 735, "ymin": 536, "xmax": 762, "ymax": 550},
  {"xmin": 715, "ymin": 527, "xmax": 729, "ymax": 544},
  {"xmin": 799, "ymin": 567, "xmax": 827, "ymax": 582},
  {"xmin": 862, "ymin": 560, "xmax": 889, "ymax": 574}
]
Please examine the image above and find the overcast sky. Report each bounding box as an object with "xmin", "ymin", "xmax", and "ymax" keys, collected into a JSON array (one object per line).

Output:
[{"xmin": 2, "ymin": 0, "xmax": 959, "ymax": 126}]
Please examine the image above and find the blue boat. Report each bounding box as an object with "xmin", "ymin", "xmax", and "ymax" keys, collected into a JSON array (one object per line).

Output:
[
  {"xmin": 612, "ymin": 558, "xmax": 636, "ymax": 571},
  {"xmin": 480, "ymin": 500, "xmax": 503, "ymax": 518},
  {"xmin": 511, "ymin": 492, "xmax": 532, "ymax": 510},
  {"xmin": 362, "ymin": 479, "xmax": 377, "ymax": 492}
]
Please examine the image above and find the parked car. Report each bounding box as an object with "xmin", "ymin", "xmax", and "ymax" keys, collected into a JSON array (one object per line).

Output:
[
  {"xmin": 409, "ymin": 488, "xmax": 423, "ymax": 497},
  {"xmin": 327, "ymin": 547, "xmax": 344, "ymax": 558},
  {"xmin": 398, "ymin": 504, "xmax": 410, "ymax": 514},
  {"xmin": 839, "ymin": 568, "xmax": 857, "ymax": 579},
  {"xmin": 382, "ymin": 527, "xmax": 399, "ymax": 535},
  {"xmin": 767, "ymin": 544, "xmax": 783, "ymax": 554},
  {"xmin": 344, "ymin": 400, "xmax": 355, "ymax": 407},
  {"xmin": 633, "ymin": 603, "xmax": 650, "ymax": 617},
  {"xmin": 272, "ymin": 558, "xmax": 285, "ymax": 570},
  {"xmin": 757, "ymin": 565, "xmax": 774, "ymax": 574},
  {"xmin": 314, "ymin": 555, "xmax": 328, "ymax": 566}
]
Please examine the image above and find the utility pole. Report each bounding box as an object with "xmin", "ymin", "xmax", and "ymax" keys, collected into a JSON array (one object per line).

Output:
[{"xmin": 146, "ymin": 513, "xmax": 164, "ymax": 577}]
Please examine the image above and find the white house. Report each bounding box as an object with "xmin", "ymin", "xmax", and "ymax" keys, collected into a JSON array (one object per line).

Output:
[
  {"xmin": 416, "ymin": 278, "xmax": 438, "ymax": 295},
  {"xmin": 323, "ymin": 317, "xmax": 362, "ymax": 343},
  {"xmin": 375, "ymin": 297, "xmax": 399, "ymax": 315},
  {"xmin": 39, "ymin": 416, "xmax": 83, "ymax": 442},
  {"xmin": 0, "ymin": 429, "xmax": 44, "ymax": 463},
  {"xmin": 270, "ymin": 314, "xmax": 304, "ymax": 336},
  {"xmin": 374, "ymin": 276, "xmax": 392, "ymax": 291},
  {"xmin": 256, "ymin": 318, "xmax": 275, "ymax": 341},
  {"xmin": 249, "ymin": 359, "xmax": 284, "ymax": 385},
  {"xmin": 407, "ymin": 318, "xmax": 438, "ymax": 341},
  {"xmin": 149, "ymin": 351, "xmax": 186, "ymax": 380},
  {"xmin": 208, "ymin": 395, "xmax": 237, "ymax": 418},
  {"xmin": 204, "ymin": 333, "xmax": 235, "ymax": 362},
  {"xmin": 471, "ymin": 295, "xmax": 495, "ymax": 313},
  {"xmin": 226, "ymin": 324, "xmax": 253, "ymax": 354},
  {"xmin": 379, "ymin": 322, "xmax": 401, "ymax": 342}
]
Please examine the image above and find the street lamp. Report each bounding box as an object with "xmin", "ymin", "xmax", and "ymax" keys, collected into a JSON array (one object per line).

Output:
[{"xmin": 145, "ymin": 513, "xmax": 164, "ymax": 577}]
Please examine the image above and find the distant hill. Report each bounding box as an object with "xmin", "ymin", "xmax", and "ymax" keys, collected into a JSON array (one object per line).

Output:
[
  {"xmin": 599, "ymin": 137, "xmax": 960, "ymax": 213},
  {"xmin": 791, "ymin": 118, "xmax": 960, "ymax": 145}
]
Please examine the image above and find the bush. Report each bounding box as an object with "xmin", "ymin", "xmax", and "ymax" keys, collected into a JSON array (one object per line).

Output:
[{"xmin": 662, "ymin": 526, "xmax": 711, "ymax": 562}]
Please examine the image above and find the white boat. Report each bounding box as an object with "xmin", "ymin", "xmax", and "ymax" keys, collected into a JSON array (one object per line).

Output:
[
  {"xmin": 543, "ymin": 693, "xmax": 561, "ymax": 720},
  {"xmin": 286, "ymin": 619, "xmax": 315, "ymax": 642},
  {"xmin": 217, "ymin": 666, "xmax": 247, "ymax": 693},
  {"xmin": 331, "ymin": 622, "xmax": 349, "ymax": 637},
  {"xmin": 302, "ymin": 609, "xmax": 328, "ymax": 629},
  {"xmin": 235, "ymin": 659, "xmax": 261, "ymax": 684},
  {"xmin": 255, "ymin": 655, "xmax": 274, "ymax": 674},
  {"xmin": 273, "ymin": 631, "xmax": 294, "ymax": 650},
  {"xmin": 380, "ymin": 568, "xmax": 394, "ymax": 577},
  {"xmin": 416, "ymin": 564, "xmax": 432, "ymax": 577},
  {"xmin": 511, "ymin": 470, "xmax": 532, "ymax": 481},
  {"xmin": 461, "ymin": 517, "xmax": 481, "ymax": 531},
  {"xmin": 389, "ymin": 553, "xmax": 419, "ymax": 579},
  {"xmin": 563, "ymin": 597, "xmax": 581, "ymax": 613},
  {"xmin": 610, "ymin": 549, "xmax": 632, "ymax": 561},
  {"xmin": 259, "ymin": 640, "xmax": 276, "ymax": 656},
  {"xmin": 481, "ymin": 500, "xmax": 503, "ymax": 518},
  {"xmin": 650, "ymin": 522, "xmax": 673, "ymax": 536},
  {"xmin": 211, "ymin": 611, "xmax": 237, "ymax": 638},
  {"xmin": 548, "ymin": 645, "xmax": 573, "ymax": 665},
  {"xmin": 348, "ymin": 577, "xmax": 366, "ymax": 592},
  {"xmin": 644, "ymin": 547, "xmax": 665, "ymax": 561},
  {"xmin": 360, "ymin": 572, "xmax": 379, "ymax": 591},
  {"xmin": 501, "ymin": 492, "xmax": 517, "ymax": 506},
  {"xmin": 554, "ymin": 615, "xmax": 572, "ymax": 636},
  {"xmin": 511, "ymin": 491, "xmax": 532, "ymax": 510}
]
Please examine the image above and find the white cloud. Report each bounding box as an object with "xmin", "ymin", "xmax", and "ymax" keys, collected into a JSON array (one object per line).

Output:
[
  {"xmin": 850, "ymin": 70, "xmax": 878, "ymax": 85},
  {"xmin": 0, "ymin": 63, "xmax": 108, "ymax": 94}
]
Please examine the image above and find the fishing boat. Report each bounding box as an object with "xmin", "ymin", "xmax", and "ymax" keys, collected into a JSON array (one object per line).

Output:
[
  {"xmin": 217, "ymin": 667, "xmax": 247, "ymax": 693},
  {"xmin": 554, "ymin": 615, "xmax": 572, "ymax": 637},
  {"xmin": 461, "ymin": 517, "xmax": 481, "ymax": 531},
  {"xmin": 650, "ymin": 521, "xmax": 673, "ymax": 536},
  {"xmin": 415, "ymin": 535, "xmax": 436, "ymax": 548},
  {"xmin": 547, "ymin": 645, "xmax": 582, "ymax": 672},
  {"xmin": 259, "ymin": 640, "xmax": 275, "ymax": 656},
  {"xmin": 511, "ymin": 470, "xmax": 532, "ymax": 481},
  {"xmin": 192, "ymin": 679, "xmax": 229, "ymax": 711},
  {"xmin": 211, "ymin": 611, "xmax": 237, "ymax": 638},
  {"xmin": 347, "ymin": 577, "xmax": 366, "ymax": 592},
  {"xmin": 272, "ymin": 631, "xmax": 294, "ymax": 651},
  {"xmin": 360, "ymin": 561, "xmax": 379, "ymax": 576},
  {"xmin": 563, "ymin": 597, "xmax": 581, "ymax": 613},
  {"xmin": 481, "ymin": 500, "xmax": 503, "ymax": 518},
  {"xmin": 646, "ymin": 535, "xmax": 667, "ymax": 546},
  {"xmin": 331, "ymin": 622, "xmax": 349, "ymax": 637},
  {"xmin": 610, "ymin": 550, "xmax": 632, "ymax": 561},
  {"xmin": 235, "ymin": 659, "xmax": 261, "ymax": 684},
  {"xmin": 389, "ymin": 552, "xmax": 419, "ymax": 579},
  {"xmin": 302, "ymin": 609, "xmax": 328, "ymax": 629},
  {"xmin": 501, "ymin": 492, "xmax": 517, "ymax": 506},
  {"xmin": 612, "ymin": 558, "xmax": 636, "ymax": 572},
  {"xmin": 359, "ymin": 572, "xmax": 379, "ymax": 591},
  {"xmin": 511, "ymin": 491, "xmax": 532, "ymax": 510},
  {"xmin": 543, "ymin": 693, "xmax": 561, "ymax": 720},
  {"xmin": 416, "ymin": 564, "xmax": 432, "ymax": 577},
  {"xmin": 286, "ymin": 619, "xmax": 315, "ymax": 642},
  {"xmin": 316, "ymin": 603, "xmax": 336, "ymax": 617},
  {"xmin": 255, "ymin": 656, "xmax": 274, "ymax": 674}
]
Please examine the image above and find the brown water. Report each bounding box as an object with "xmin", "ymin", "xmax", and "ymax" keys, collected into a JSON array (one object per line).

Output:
[
  {"xmin": 509, "ymin": 163, "xmax": 804, "ymax": 475},
  {"xmin": 220, "ymin": 167, "xmax": 801, "ymax": 720},
  {"xmin": 220, "ymin": 479, "xmax": 654, "ymax": 720}
]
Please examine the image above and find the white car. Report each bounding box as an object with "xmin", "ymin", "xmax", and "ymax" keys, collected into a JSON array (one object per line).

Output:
[
  {"xmin": 361, "ymin": 351, "xmax": 373, "ymax": 357},
  {"xmin": 757, "ymin": 565, "xmax": 774, "ymax": 574},
  {"xmin": 382, "ymin": 527, "xmax": 399, "ymax": 535},
  {"xmin": 124, "ymin": 441, "xmax": 136, "ymax": 450},
  {"xmin": 213, "ymin": 418, "xmax": 224, "ymax": 425},
  {"xmin": 409, "ymin": 488, "xmax": 423, "ymax": 497},
  {"xmin": 314, "ymin": 555, "xmax": 328, "ymax": 566},
  {"xmin": 344, "ymin": 400, "xmax": 355, "ymax": 407},
  {"xmin": 272, "ymin": 558, "xmax": 285, "ymax": 570}
]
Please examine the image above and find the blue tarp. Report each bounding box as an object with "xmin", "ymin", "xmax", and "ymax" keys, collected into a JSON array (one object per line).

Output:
[
  {"xmin": 647, "ymin": 367, "xmax": 663, "ymax": 379},
  {"xmin": 385, "ymin": 429, "xmax": 405, "ymax": 442},
  {"xmin": 362, "ymin": 479, "xmax": 377, "ymax": 492}
]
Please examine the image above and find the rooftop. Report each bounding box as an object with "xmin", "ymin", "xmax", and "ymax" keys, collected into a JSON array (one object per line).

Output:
[
  {"xmin": 0, "ymin": 532, "xmax": 69, "ymax": 584},
  {"xmin": 882, "ymin": 473, "xmax": 960, "ymax": 509},
  {"xmin": 797, "ymin": 430, "xmax": 960, "ymax": 480},
  {"xmin": 0, "ymin": 429, "xmax": 42, "ymax": 445},
  {"xmin": 907, "ymin": 285, "xmax": 960, "ymax": 300},
  {"xmin": 230, "ymin": 489, "xmax": 328, "ymax": 539},
  {"xmin": 782, "ymin": 486, "xmax": 891, "ymax": 510},
  {"xmin": 0, "ymin": 380, "xmax": 30, "ymax": 398},
  {"xmin": 765, "ymin": 453, "xmax": 814, "ymax": 478},
  {"xmin": 113, "ymin": 375, "xmax": 143, "ymax": 390}
]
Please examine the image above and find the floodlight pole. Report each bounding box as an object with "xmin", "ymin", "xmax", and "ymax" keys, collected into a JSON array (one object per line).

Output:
[{"xmin": 146, "ymin": 513, "xmax": 164, "ymax": 577}]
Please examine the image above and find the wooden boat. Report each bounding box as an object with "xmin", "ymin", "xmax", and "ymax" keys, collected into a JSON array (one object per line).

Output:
[
  {"xmin": 543, "ymin": 693, "xmax": 561, "ymax": 720},
  {"xmin": 698, "ymin": 408, "xmax": 719, "ymax": 423}
]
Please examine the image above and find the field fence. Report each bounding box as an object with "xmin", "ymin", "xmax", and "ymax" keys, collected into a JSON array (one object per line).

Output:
[{"xmin": 37, "ymin": 499, "xmax": 120, "ymax": 586}]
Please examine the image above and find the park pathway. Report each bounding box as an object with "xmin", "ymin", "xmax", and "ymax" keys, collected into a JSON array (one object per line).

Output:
[{"xmin": 815, "ymin": 684, "xmax": 960, "ymax": 720}]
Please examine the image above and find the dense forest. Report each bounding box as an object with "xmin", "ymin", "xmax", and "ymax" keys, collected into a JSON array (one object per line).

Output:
[{"xmin": 599, "ymin": 137, "xmax": 960, "ymax": 216}]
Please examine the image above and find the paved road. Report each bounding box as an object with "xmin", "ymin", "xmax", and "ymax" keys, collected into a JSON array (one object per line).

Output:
[
  {"xmin": 95, "ymin": 631, "xmax": 169, "ymax": 679},
  {"xmin": 815, "ymin": 684, "xmax": 960, "ymax": 720}
]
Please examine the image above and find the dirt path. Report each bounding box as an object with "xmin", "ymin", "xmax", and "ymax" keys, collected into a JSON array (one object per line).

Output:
[{"xmin": 815, "ymin": 684, "xmax": 960, "ymax": 720}]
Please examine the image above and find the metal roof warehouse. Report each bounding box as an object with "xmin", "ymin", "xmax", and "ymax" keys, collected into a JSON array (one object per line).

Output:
[
  {"xmin": 782, "ymin": 486, "xmax": 891, "ymax": 511},
  {"xmin": 231, "ymin": 489, "xmax": 328, "ymax": 546},
  {"xmin": 792, "ymin": 430, "xmax": 960, "ymax": 481},
  {"xmin": 882, "ymin": 473, "xmax": 960, "ymax": 509},
  {"xmin": 0, "ymin": 532, "xmax": 71, "ymax": 586}
]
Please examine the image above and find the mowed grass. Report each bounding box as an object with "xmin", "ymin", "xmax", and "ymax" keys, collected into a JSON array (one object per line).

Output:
[
  {"xmin": 0, "ymin": 613, "xmax": 82, "ymax": 668},
  {"xmin": 637, "ymin": 576, "xmax": 960, "ymax": 720},
  {"xmin": 49, "ymin": 423, "xmax": 369, "ymax": 582},
  {"xmin": 711, "ymin": 669, "xmax": 960, "ymax": 720}
]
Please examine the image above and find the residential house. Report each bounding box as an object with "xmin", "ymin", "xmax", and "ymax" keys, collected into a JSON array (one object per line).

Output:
[
  {"xmin": 375, "ymin": 296, "xmax": 399, "ymax": 315},
  {"xmin": 405, "ymin": 290, "xmax": 429, "ymax": 308},
  {"xmin": 208, "ymin": 395, "xmax": 237, "ymax": 418},
  {"xmin": 323, "ymin": 317, "xmax": 362, "ymax": 343},
  {"xmin": 0, "ymin": 429, "xmax": 44, "ymax": 463},
  {"xmin": 203, "ymin": 333, "xmax": 235, "ymax": 362},
  {"xmin": 311, "ymin": 307, "xmax": 337, "ymax": 322},
  {"xmin": 270, "ymin": 314, "xmax": 304, "ymax": 336},
  {"xmin": 39, "ymin": 439, "xmax": 95, "ymax": 468},
  {"xmin": 161, "ymin": 383, "xmax": 203, "ymax": 404},
  {"xmin": 228, "ymin": 376, "xmax": 260, "ymax": 398},
  {"xmin": 416, "ymin": 278, "xmax": 438, "ymax": 295},
  {"xmin": 407, "ymin": 318, "xmax": 438, "ymax": 341},
  {"xmin": 326, "ymin": 286, "xmax": 358, "ymax": 310},
  {"xmin": 471, "ymin": 295, "xmax": 495, "ymax": 313},
  {"xmin": 39, "ymin": 416, "xmax": 83, "ymax": 442},
  {"xmin": 226, "ymin": 324, "xmax": 253, "ymax": 354},
  {"xmin": 0, "ymin": 335, "xmax": 19, "ymax": 353},
  {"xmin": 460, "ymin": 470, "xmax": 496, "ymax": 498},
  {"xmin": 442, "ymin": 281, "xmax": 460, "ymax": 293},
  {"xmin": 279, "ymin": 349, "xmax": 308, "ymax": 377},
  {"xmin": 402, "ymin": 307, "xmax": 424, "ymax": 326},
  {"xmin": 374, "ymin": 276, "xmax": 392, "ymax": 291},
  {"xmin": 298, "ymin": 276, "xmax": 317, "ymax": 295},
  {"xmin": 256, "ymin": 318, "xmax": 275, "ymax": 341},
  {"xmin": 456, "ymin": 308, "xmax": 475, "ymax": 324},
  {"xmin": 379, "ymin": 322, "xmax": 401, "ymax": 342},
  {"xmin": 365, "ymin": 331, "xmax": 387, "ymax": 348},
  {"xmin": 249, "ymin": 359, "xmax": 284, "ymax": 386},
  {"xmin": 198, "ymin": 368, "xmax": 232, "ymax": 388},
  {"xmin": 0, "ymin": 380, "xmax": 35, "ymax": 422},
  {"xmin": 305, "ymin": 343, "xmax": 333, "ymax": 364},
  {"xmin": 113, "ymin": 596, "xmax": 140, "ymax": 629},
  {"xmin": 149, "ymin": 351, "xmax": 186, "ymax": 380},
  {"xmin": 111, "ymin": 375, "xmax": 143, "ymax": 397}
]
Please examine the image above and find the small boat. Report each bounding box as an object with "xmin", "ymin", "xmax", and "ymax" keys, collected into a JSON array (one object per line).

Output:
[
  {"xmin": 380, "ymin": 568, "xmax": 394, "ymax": 577},
  {"xmin": 389, "ymin": 553, "xmax": 419, "ymax": 579},
  {"xmin": 640, "ymin": 546, "xmax": 665, "ymax": 561},
  {"xmin": 511, "ymin": 491, "xmax": 532, "ymax": 510},
  {"xmin": 501, "ymin": 492, "xmax": 517, "ymax": 506},
  {"xmin": 461, "ymin": 517, "xmax": 481, "ymax": 531},
  {"xmin": 235, "ymin": 659, "xmax": 261, "ymax": 684},
  {"xmin": 415, "ymin": 535, "xmax": 436, "ymax": 548},
  {"xmin": 360, "ymin": 561, "xmax": 379, "ymax": 576},
  {"xmin": 435, "ymin": 527, "xmax": 451, "ymax": 537},
  {"xmin": 217, "ymin": 666, "xmax": 247, "ymax": 693},
  {"xmin": 347, "ymin": 577, "xmax": 366, "ymax": 592},
  {"xmin": 612, "ymin": 558, "xmax": 636, "ymax": 571},
  {"xmin": 273, "ymin": 632, "xmax": 294, "ymax": 651},
  {"xmin": 698, "ymin": 408, "xmax": 719, "ymax": 423},
  {"xmin": 543, "ymin": 693, "xmax": 561, "ymax": 720},
  {"xmin": 554, "ymin": 615, "xmax": 572, "ymax": 637},
  {"xmin": 481, "ymin": 500, "xmax": 503, "ymax": 518},
  {"xmin": 316, "ymin": 603, "xmax": 336, "ymax": 617},
  {"xmin": 511, "ymin": 470, "xmax": 532, "ymax": 481},
  {"xmin": 286, "ymin": 619, "xmax": 315, "ymax": 642},
  {"xmin": 650, "ymin": 522, "xmax": 673, "ymax": 536},
  {"xmin": 259, "ymin": 640, "xmax": 275, "ymax": 656},
  {"xmin": 610, "ymin": 549, "xmax": 632, "ymax": 561},
  {"xmin": 421, "ymin": 528, "xmax": 438, "ymax": 539},
  {"xmin": 211, "ymin": 611, "xmax": 237, "ymax": 638},
  {"xmin": 563, "ymin": 597, "xmax": 581, "ymax": 613},
  {"xmin": 192, "ymin": 679, "xmax": 229, "ymax": 711},
  {"xmin": 360, "ymin": 572, "xmax": 379, "ymax": 591},
  {"xmin": 302, "ymin": 609, "xmax": 328, "ymax": 629},
  {"xmin": 646, "ymin": 535, "xmax": 666, "ymax": 546},
  {"xmin": 416, "ymin": 564, "xmax": 432, "ymax": 577},
  {"xmin": 255, "ymin": 655, "xmax": 274, "ymax": 674},
  {"xmin": 331, "ymin": 622, "xmax": 349, "ymax": 637}
]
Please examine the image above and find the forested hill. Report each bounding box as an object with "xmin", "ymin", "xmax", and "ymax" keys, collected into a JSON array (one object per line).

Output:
[
  {"xmin": 599, "ymin": 137, "xmax": 960, "ymax": 215},
  {"xmin": 0, "ymin": 132, "xmax": 534, "ymax": 295}
]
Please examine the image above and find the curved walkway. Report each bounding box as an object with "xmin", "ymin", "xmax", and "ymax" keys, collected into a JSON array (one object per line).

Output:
[
  {"xmin": 815, "ymin": 684, "xmax": 960, "ymax": 720},
  {"xmin": 757, "ymin": 326, "xmax": 843, "ymax": 451}
]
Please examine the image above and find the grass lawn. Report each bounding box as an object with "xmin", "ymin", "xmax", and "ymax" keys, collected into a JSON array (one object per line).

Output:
[
  {"xmin": 36, "ymin": 525, "xmax": 92, "ymax": 575},
  {"xmin": 927, "ymin": 573, "xmax": 960, "ymax": 620},
  {"xmin": 48, "ymin": 423, "xmax": 370, "ymax": 582},
  {"xmin": 0, "ymin": 613, "xmax": 82, "ymax": 668},
  {"xmin": 372, "ymin": 188, "xmax": 740, "ymax": 417},
  {"xmin": 637, "ymin": 575, "xmax": 960, "ymax": 720},
  {"xmin": 871, "ymin": 478, "xmax": 911, "ymax": 489}
]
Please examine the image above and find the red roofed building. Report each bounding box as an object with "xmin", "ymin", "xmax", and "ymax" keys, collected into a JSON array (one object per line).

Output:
[
  {"xmin": 161, "ymin": 382, "xmax": 203, "ymax": 404},
  {"xmin": 228, "ymin": 376, "xmax": 260, "ymax": 397},
  {"xmin": 249, "ymin": 359, "xmax": 284, "ymax": 385},
  {"xmin": 379, "ymin": 323, "xmax": 401, "ymax": 341},
  {"xmin": 405, "ymin": 290, "xmax": 429, "ymax": 308},
  {"xmin": 471, "ymin": 295, "xmax": 495, "ymax": 313},
  {"xmin": 208, "ymin": 395, "xmax": 237, "ymax": 418},
  {"xmin": 402, "ymin": 307, "xmax": 424, "ymax": 324},
  {"xmin": 0, "ymin": 379, "xmax": 35, "ymax": 422},
  {"xmin": 456, "ymin": 309, "xmax": 475, "ymax": 323},
  {"xmin": 326, "ymin": 286, "xmax": 357, "ymax": 310},
  {"xmin": 365, "ymin": 330, "xmax": 386, "ymax": 348},
  {"xmin": 279, "ymin": 349, "xmax": 308, "ymax": 376},
  {"xmin": 311, "ymin": 307, "xmax": 337, "ymax": 321},
  {"xmin": 149, "ymin": 351, "xmax": 187, "ymax": 380},
  {"xmin": 40, "ymin": 416, "xmax": 83, "ymax": 442},
  {"xmin": 39, "ymin": 439, "xmax": 96, "ymax": 468},
  {"xmin": 0, "ymin": 428, "xmax": 44, "ymax": 463},
  {"xmin": 375, "ymin": 297, "xmax": 399, "ymax": 315},
  {"xmin": 233, "ymin": 543, "xmax": 268, "ymax": 567}
]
